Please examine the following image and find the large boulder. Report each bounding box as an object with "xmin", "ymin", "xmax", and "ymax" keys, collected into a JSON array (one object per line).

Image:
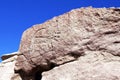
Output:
[{"xmin": 15, "ymin": 7, "xmax": 120, "ymax": 80}]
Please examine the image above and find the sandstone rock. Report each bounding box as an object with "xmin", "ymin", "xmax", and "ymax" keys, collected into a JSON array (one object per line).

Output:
[
  {"xmin": 0, "ymin": 53, "xmax": 22, "ymax": 80},
  {"xmin": 11, "ymin": 74, "xmax": 22, "ymax": 80},
  {"xmin": 42, "ymin": 51, "xmax": 120, "ymax": 80},
  {"xmin": 14, "ymin": 7, "xmax": 120, "ymax": 80}
]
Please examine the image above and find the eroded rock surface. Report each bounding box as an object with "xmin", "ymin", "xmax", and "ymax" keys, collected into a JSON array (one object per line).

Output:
[
  {"xmin": 13, "ymin": 7, "xmax": 120, "ymax": 80},
  {"xmin": 42, "ymin": 51, "xmax": 120, "ymax": 80},
  {"xmin": 0, "ymin": 52, "xmax": 22, "ymax": 80}
]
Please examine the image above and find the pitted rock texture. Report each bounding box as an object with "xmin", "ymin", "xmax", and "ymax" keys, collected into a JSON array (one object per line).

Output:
[{"xmin": 15, "ymin": 7, "xmax": 120, "ymax": 80}]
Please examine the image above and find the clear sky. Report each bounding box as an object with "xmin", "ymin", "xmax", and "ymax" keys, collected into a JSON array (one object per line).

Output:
[{"xmin": 0, "ymin": 0, "xmax": 120, "ymax": 59}]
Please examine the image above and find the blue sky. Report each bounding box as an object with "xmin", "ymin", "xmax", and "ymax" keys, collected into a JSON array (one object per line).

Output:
[{"xmin": 0, "ymin": 0, "xmax": 120, "ymax": 60}]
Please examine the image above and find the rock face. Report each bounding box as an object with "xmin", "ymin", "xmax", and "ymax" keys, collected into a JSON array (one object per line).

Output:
[
  {"xmin": 42, "ymin": 52, "xmax": 120, "ymax": 80},
  {"xmin": 0, "ymin": 52, "xmax": 22, "ymax": 80},
  {"xmin": 1, "ymin": 7, "xmax": 120, "ymax": 80},
  {"xmin": 15, "ymin": 7, "xmax": 120, "ymax": 80}
]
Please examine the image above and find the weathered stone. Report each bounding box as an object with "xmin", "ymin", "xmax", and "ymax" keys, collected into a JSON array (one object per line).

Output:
[
  {"xmin": 0, "ymin": 54, "xmax": 21, "ymax": 80},
  {"xmin": 42, "ymin": 51, "xmax": 120, "ymax": 80},
  {"xmin": 14, "ymin": 7, "xmax": 120, "ymax": 80},
  {"xmin": 11, "ymin": 74, "xmax": 22, "ymax": 80}
]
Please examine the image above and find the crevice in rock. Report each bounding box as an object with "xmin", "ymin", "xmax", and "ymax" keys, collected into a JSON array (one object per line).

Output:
[
  {"xmin": 49, "ymin": 62, "xmax": 57, "ymax": 69},
  {"xmin": 113, "ymin": 41, "xmax": 120, "ymax": 44},
  {"xmin": 112, "ymin": 8, "xmax": 120, "ymax": 13},
  {"xmin": 34, "ymin": 70, "xmax": 42, "ymax": 80},
  {"xmin": 103, "ymin": 30, "xmax": 118, "ymax": 35},
  {"xmin": 68, "ymin": 50, "xmax": 84, "ymax": 58}
]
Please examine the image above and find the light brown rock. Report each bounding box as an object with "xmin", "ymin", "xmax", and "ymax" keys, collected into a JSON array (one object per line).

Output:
[
  {"xmin": 13, "ymin": 7, "xmax": 120, "ymax": 80},
  {"xmin": 0, "ymin": 53, "xmax": 22, "ymax": 80},
  {"xmin": 11, "ymin": 74, "xmax": 22, "ymax": 80},
  {"xmin": 42, "ymin": 51, "xmax": 120, "ymax": 80}
]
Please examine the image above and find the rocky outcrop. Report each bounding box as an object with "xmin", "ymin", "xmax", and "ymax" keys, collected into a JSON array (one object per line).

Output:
[
  {"xmin": 1, "ymin": 7, "xmax": 120, "ymax": 80},
  {"xmin": 42, "ymin": 51, "xmax": 120, "ymax": 80},
  {"xmin": 0, "ymin": 52, "xmax": 22, "ymax": 80}
]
